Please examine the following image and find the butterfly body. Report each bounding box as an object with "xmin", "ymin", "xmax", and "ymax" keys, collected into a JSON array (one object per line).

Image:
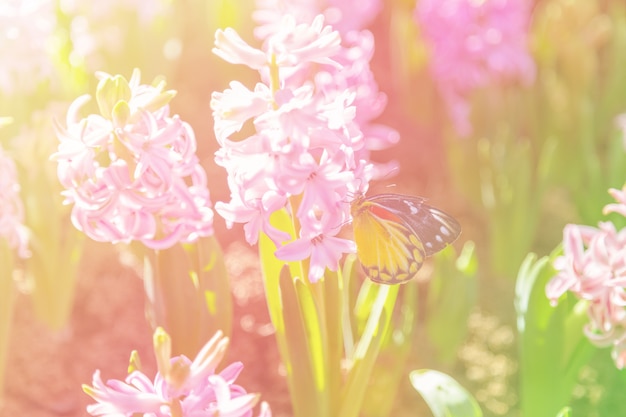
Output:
[{"xmin": 350, "ymin": 193, "xmax": 461, "ymax": 284}]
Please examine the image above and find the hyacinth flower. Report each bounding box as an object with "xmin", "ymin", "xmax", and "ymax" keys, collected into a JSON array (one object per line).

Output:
[
  {"xmin": 546, "ymin": 186, "xmax": 626, "ymax": 370},
  {"xmin": 53, "ymin": 69, "xmax": 231, "ymax": 357},
  {"xmin": 212, "ymin": 15, "xmax": 403, "ymax": 417},
  {"xmin": 253, "ymin": 0, "xmax": 382, "ymax": 39},
  {"xmin": 253, "ymin": 0, "xmax": 399, "ymax": 178},
  {"xmin": 415, "ymin": 0, "xmax": 535, "ymax": 137},
  {"xmin": 0, "ymin": 125, "xmax": 30, "ymax": 397},
  {"xmin": 83, "ymin": 327, "xmax": 271, "ymax": 417},
  {"xmin": 516, "ymin": 185, "xmax": 626, "ymax": 416}
]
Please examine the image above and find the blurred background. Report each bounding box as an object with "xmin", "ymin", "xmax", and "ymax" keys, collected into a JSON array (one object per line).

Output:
[{"xmin": 2, "ymin": 1, "xmax": 626, "ymax": 416}]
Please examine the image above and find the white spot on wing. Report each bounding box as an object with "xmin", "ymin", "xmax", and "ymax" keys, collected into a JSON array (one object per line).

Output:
[
  {"xmin": 405, "ymin": 200, "xmax": 418, "ymax": 215},
  {"xmin": 435, "ymin": 235, "xmax": 444, "ymax": 243},
  {"xmin": 440, "ymin": 225, "xmax": 451, "ymax": 236}
]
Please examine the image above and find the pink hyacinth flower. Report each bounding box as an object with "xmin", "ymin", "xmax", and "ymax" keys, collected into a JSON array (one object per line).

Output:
[
  {"xmin": 415, "ymin": 0, "xmax": 536, "ymax": 136},
  {"xmin": 547, "ymin": 188, "xmax": 626, "ymax": 369},
  {"xmin": 52, "ymin": 69, "xmax": 214, "ymax": 250},
  {"xmin": 212, "ymin": 10, "xmax": 399, "ymax": 282},
  {"xmin": 253, "ymin": 0, "xmax": 382, "ymax": 37},
  {"xmin": 84, "ymin": 328, "xmax": 272, "ymax": 417},
  {"xmin": 212, "ymin": 15, "xmax": 383, "ymax": 282}
]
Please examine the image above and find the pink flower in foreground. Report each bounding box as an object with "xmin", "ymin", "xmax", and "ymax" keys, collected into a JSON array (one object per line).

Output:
[
  {"xmin": 84, "ymin": 328, "xmax": 272, "ymax": 417},
  {"xmin": 547, "ymin": 186, "xmax": 626, "ymax": 369},
  {"xmin": 0, "ymin": 143, "xmax": 29, "ymax": 258},
  {"xmin": 52, "ymin": 69, "xmax": 213, "ymax": 250},
  {"xmin": 212, "ymin": 15, "xmax": 390, "ymax": 282},
  {"xmin": 415, "ymin": 0, "xmax": 536, "ymax": 136}
]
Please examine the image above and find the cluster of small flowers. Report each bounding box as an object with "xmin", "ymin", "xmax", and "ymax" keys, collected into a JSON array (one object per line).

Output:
[
  {"xmin": 546, "ymin": 187, "xmax": 626, "ymax": 369},
  {"xmin": 211, "ymin": 8, "xmax": 398, "ymax": 282},
  {"xmin": 0, "ymin": 143, "xmax": 29, "ymax": 258},
  {"xmin": 254, "ymin": 0, "xmax": 398, "ymax": 179},
  {"xmin": 254, "ymin": 0, "xmax": 382, "ymax": 37},
  {"xmin": 84, "ymin": 328, "xmax": 271, "ymax": 417},
  {"xmin": 415, "ymin": 0, "xmax": 536, "ymax": 137},
  {"xmin": 0, "ymin": 0, "xmax": 57, "ymax": 94},
  {"xmin": 53, "ymin": 69, "xmax": 214, "ymax": 250}
]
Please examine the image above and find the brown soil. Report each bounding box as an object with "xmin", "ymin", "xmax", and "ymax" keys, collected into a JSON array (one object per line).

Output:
[{"xmin": 0, "ymin": 240, "xmax": 293, "ymax": 417}]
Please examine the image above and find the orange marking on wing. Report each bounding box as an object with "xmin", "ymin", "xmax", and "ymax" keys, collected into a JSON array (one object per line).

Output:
[{"xmin": 369, "ymin": 204, "xmax": 400, "ymax": 222}]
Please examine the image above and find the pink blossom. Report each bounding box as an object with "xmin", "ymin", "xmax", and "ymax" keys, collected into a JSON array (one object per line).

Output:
[
  {"xmin": 275, "ymin": 213, "xmax": 356, "ymax": 282},
  {"xmin": 415, "ymin": 0, "xmax": 536, "ymax": 136},
  {"xmin": 84, "ymin": 328, "xmax": 271, "ymax": 417},
  {"xmin": 253, "ymin": 0, "xmax": 382, "ymax": 37},
  {"xmin": 604, "ymin": 186, "xmax": 626, "ymax": 217},
  {"xmin": 547, "ymin": 189, "xmax": 626, "ymax": 369},
  {"xmin": 214, "ymin": 15, "xmax": 341, "ymax": 72},
  {"xmin": 0, "ymin": 0, "xmax": 56, "ymax": 94},
  {"xmin": 212, "ymin": 16, "xmax": 385, "ymax": 282},
  {"xmin": 0, "ymin": 144, "xmax": 29, "ymax": 258},
  {"xmin": 53, "ymin": 69, "xmax": 214, "ymax": 250},
  {"xmin": 252, "ymin": 3, "xmax": 399, "ymax": 175}
]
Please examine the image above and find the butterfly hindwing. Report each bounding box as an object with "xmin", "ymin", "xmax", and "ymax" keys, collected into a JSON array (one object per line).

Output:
[
  {"xmin": 352, "ymin": 203, "xmax": 425, "ymax": 284},
  {"xmin": 351, "ymin": 193, "xmax": 461, "ymax": 284}
]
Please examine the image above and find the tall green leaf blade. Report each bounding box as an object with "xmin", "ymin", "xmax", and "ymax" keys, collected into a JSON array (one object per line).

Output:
[
  {"xmin": 279, "ymin": 270, "xmax": 320, "ymax": 417},
  {"xmin": 409, "ymin": 369, "xmax": 483, "ymax": 417},
  {"xmin": 339, "ymin": 283, "xmax": 398, "ymax": 417},
  {"xmin": 322, "ymin": 269, "xmax": 343, "ymax": 415},
  {"xmin": 294, "ymin": 279, "xmax": 328, "ymax": 408}
]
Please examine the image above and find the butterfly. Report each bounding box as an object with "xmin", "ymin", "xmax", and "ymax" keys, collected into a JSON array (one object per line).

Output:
[{"xmin": 350, "ymin": 193, "xmax": 461, "ymax": 284}]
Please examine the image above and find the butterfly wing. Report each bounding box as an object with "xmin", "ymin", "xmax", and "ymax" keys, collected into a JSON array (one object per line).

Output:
[
  {"xmin": 351, "ymin": 193, "xmax": 461, "ymax": 284},
  {"xmin": 367, "ymin": 194, "xmax": 461, "ymax": 256}
]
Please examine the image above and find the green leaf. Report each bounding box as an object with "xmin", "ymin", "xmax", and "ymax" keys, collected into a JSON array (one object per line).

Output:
[
  {"xmin": 455, "ymin": 241, "xmax": 477, "ymax": 275},
  {"xmin": 514, "ymin": 253, "xmax": 549, "ymax": 334},
  {"xmin": 279, "ymin": 270, "xmax": 322, "ymax": 417},
  {"xmin": 142, "ymin": 236, "xmax": 232, "ymax": 358},
  {"xmin": 322, "ymin": 269, "xmax": 343, "ymax": 415},
  {"xmin": 339, "ymin": 283, "xmax": 398, "ymax": 417},
  {"xmin": 515, "ymin": 249, "xmax": 595, "ymax": 417},
  {"xmin": 294, "ymin": 279, "xmax": 328, "ymax": 395},
  {"xmin": 556, "ymin": 407, "xmax": 571, "ymax": 417},
  {"xmin": 361, "ymin": 282, "xmax": 417, "ymax": 417},
  {"xmin": 338, "ymin": 308, "xmax": 388, "ymax": 417},
  {"xmin": 259, "ymin": 208, "xmax": 302, "ymax": 334},
  {"xmin": 427, "ymin": 242, "xmax": 478, "ymax": 364},
  {"xmin": 409, "ymin": 369, "xmax": 483, "ymax": 417}
]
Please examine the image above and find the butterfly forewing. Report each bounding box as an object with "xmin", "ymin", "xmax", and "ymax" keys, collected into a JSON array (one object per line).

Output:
[
  {"xmin": 351, "ymin": 193, "xmax": 461, "ymax": 284},
  {"xmin": 367, "ymin": 194, "xmax": 461, "ymax": 256}
]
